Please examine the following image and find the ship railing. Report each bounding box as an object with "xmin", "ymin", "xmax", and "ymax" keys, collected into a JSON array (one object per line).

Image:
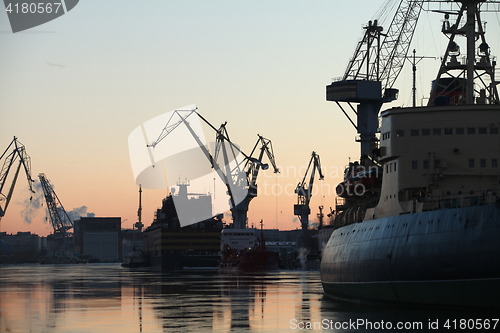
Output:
[{"xmin": 422, "ymin": 189, "xmax": 498, "ymax": 211}]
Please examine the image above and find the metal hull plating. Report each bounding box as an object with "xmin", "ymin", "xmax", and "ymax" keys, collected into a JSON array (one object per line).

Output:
[
  {"xmin": 320, "ymin": 204, "xmax": 500, "ymax": 307},
  {"xmin": 219, "ymin": 250, "xmax": 280, "ymax": 273}
]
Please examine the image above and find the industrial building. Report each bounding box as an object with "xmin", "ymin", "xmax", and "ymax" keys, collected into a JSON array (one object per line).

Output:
[
  {"xmin": 0, "ymin": 232, "xmax": 45, "ymax": 263},
  {"xmin": 73, "ymin": 217, "xmax": 121, "ymax": 262}
]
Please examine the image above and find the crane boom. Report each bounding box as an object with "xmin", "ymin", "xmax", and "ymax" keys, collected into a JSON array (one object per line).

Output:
[
  {"xmin": 245, "ymin": 135, "xmax": 279, "ymax": 196},
  {"xmin": 342, "ymin": 0, "xmax": 423, "ymax": 91},
  {"xmin": 378, "ymin": 0, "xmax": 423, "ymax": 90},
  {"xmin": 148, "ymin": 107, "xmax": 252, "ymax": 228},
  {"xmin": 0, "ymin": 137, "xmax": 35, "ymax": 220},
  {"xmin": 38, "ymin": 173, "xmax": 73, "ymax": 236},
  {"xmin": 231, "ymin": 134, "xmax": 279, "ymax": 228}
]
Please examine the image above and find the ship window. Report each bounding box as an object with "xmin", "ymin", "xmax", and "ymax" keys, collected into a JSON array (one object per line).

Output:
[
  {"xmin": 491, "ymin": 128, "xmax": 499, "ymax": 134},
  {"xmin": 467, "ymin": 127, "xmax": 476, "ymax": 134},
  {"xmin": 423, "ymin": 160, "xmax": 429, "ymax": 169},
  {"xmin": 469, "ymin": 159, "xmax": 475, "ymax": 168},
  {"xmin": 456, "ymin": 128, "xmax": 464, "ymax": 135},
  {"xmin": 479, "ymin": 127, "xmax": 487, "ymax": 134},
  {"xmin": 412, "ymin": 161, "xmax": 418, "ymax": 170},
  {"xmin": 411, "ymin": 129, "xmax": 419, "ymax": 136},
  {"xmin": 396, "ymin": 130, "xmax": 404, "ymax": 137},
  {"xmin": 493, "ymin": 159, "xmax": 498, "ymax": 168},
  {"xmin": 422, "ymin": 129, "xmax": 430, "ymax": 136},
  {"xmin": 433, "ymin": 128, "xmax": 441, "ymax": 135},
  {"xmin": 444, "ymin": 128, "xmax": 453, "ymax": 135},
  {"xmin": 394, "ymin": 163, "xmax": 397, "ymax": 172},
  {"xmin": 386, "ymin": 165, "xmax": 389, "ymax": 173},
  {"xmin": 480, "ymin": 159, "xmax": 486, "ymax": 167},
  {"xmin": 434, "ymin": 160, "xmax": 441, "ymax": 169}
]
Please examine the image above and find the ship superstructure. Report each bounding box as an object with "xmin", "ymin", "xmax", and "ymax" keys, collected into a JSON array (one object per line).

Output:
[
  {"xmin": 321, "ymin": 0, "xmax": 500, "ymax": 307},
  {"xmin": 143, "ymin": 182, "xmax": 223, "ymax": 269},
  {"xmin": 218, "ymin": 220, "xmax": 279, "ymax": 272}
]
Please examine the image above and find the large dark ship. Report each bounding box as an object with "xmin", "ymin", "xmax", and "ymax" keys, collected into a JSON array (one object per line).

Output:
[
  {"xmin": 320, "ymin": 0, "xmax": 500, "ymax": 307},
  {"xmin": 143, "ymin": 182, "xmax": 223, "ymax": 269}
]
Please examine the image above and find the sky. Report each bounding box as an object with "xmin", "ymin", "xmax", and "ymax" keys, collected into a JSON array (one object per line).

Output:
[{"xmin": 1, "ymin": 0, "xmax": 499, "ymax": 236}]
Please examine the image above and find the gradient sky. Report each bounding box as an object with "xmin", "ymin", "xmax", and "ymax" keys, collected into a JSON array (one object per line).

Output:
[{"xmin": 1, "ymin": 0, "xmax": 499, "ymax": 236}]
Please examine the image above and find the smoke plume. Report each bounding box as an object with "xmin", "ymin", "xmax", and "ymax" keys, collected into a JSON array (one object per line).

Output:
[
  {"xmin": 67, "ymin": 206, "xmax": 95, "ymax": 221},
  {"xmin": 19, "ymin": 182, "xmax": 44, "ymax": 224}
]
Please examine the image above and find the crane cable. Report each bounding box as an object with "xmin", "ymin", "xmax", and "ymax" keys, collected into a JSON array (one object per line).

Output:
[{"xmin": 373, "ymin": 0, "xmax": 399, "ymax": 26}]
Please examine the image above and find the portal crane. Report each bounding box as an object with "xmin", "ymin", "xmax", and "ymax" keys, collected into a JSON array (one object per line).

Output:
[
  {"xmin": 294, "ymin": 152, "xmax": 324, "ymax": 247},
  {"xmin": 38, "ymin": 173, "xmax": 74, "ymax": 257},
  {"xmin": 327, "ymin": 0, "xmax": 423, "ymax": 157},
  {"xmin": 0, "ymin": 137, "xmax": 35, "ymax": 223},
  {"xmin": 148, "ymin": 107, "xmax": 258, "ymax": 229},
  {"xmin": 231, "ymin": 135, "xmax": 279, "ymax": 228}
]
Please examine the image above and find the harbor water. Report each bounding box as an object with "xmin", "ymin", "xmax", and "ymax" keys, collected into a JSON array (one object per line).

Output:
[{"xmin": 0, "ymin": 264, "xmax": 498, "ymax": 333}]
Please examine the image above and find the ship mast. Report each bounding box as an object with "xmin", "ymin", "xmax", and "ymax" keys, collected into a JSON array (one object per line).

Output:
[{"xmin": 428, "ymin": 0, "xmax": 500, "ymax": 105}]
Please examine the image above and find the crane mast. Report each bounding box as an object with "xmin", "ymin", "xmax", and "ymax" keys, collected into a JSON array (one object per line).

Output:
[
  {"xmin": 328, "ymin": 0, "xmax": 423, "ymax": 157},
  {"xmin": 294, "ymin": 152, "xmax": 324, "ymax": 247},
  {"xmin": 148, "ymin": 107, "xmax": 261, "ymax": 229},
  {"xmin": 0, "ymin": 137, "xmax": 35, "ymax": 223},
  {"xmin": 38, "ymin": 173, "xmax": 74, "ymax": 257},
  {"xmin": 231, "ymin": 135, "xmax": 279, "ymax": 228}
]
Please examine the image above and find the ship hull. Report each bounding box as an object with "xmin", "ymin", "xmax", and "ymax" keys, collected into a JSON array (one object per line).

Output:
[
  {"xmin": 219, "ymin": 250, "xmax": 280, "ymax": 273},
  {"xmin": 320, "ymin": 204, "xmax": 500, "ymax": 307}
]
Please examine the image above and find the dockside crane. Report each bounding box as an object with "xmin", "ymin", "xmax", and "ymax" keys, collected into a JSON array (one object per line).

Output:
[
  {"xmin": 327, "ymin": 0, "xmax": 423, "ymax": 157},
  {"xmin": 294, "ymin": 152, "xmax": 324, "ymax": 247},
  {"xmin": 231, "ymin": 135, "xmax": 279, "ymax": 228},
  {"xmin": 38, "ymin": 173, "xmax": 74, "ymax": 257},
  {"xmin": 327, "ymin": 0, "xmax": 500, "ymax": 157},
  {"xmin": 0, "ymin": 137, "xmax": 35, "ymax": 224},
  {"xmin": 148, "ymin": 107, "xmax": 261, "ymax": 229}
]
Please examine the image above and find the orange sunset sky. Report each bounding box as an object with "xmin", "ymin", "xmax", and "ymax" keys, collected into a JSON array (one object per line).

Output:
[{"xmin": 1, "ymin": 1, "xmax": 498, "ymax": 237}]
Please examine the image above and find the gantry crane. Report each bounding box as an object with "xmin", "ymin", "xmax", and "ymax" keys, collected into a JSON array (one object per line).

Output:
[
  {"xmin": 231, "ymin": 135, "xmax": 279, "ymax": 228},
  {"xmin": 38, "ymin": 173, "xmax": 74, "ymax": 257},
  {"xmin": 0, "ymin": 137, "xmax": 35, "ymax": 224},
  {"xmin": 294, "ymin": 152, "xmax": 324, "ymax": 247},
  {"xmin": 148, "ymin": 107, "xmax": 270, "ymax": 229}
]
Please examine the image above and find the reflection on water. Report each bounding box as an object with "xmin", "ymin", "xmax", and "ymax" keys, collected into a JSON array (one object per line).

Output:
[{"xmin": 0, "ymin": 264, "xmax": 497, "ymax": 332}]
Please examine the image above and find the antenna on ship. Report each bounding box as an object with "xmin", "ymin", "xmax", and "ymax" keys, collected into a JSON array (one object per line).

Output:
[
  {"xmin": 428, "ymin": 0, "xmax": 500, "ymax": 106},
  {"xmin": 408, "ymin": 49, "xmax": 437, "ymax": 107}
]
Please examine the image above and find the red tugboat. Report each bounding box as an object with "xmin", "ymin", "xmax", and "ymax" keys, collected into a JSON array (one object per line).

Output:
[{"xmin": 218, "ymin": 220, "xmax": 279, "ymax": 272}]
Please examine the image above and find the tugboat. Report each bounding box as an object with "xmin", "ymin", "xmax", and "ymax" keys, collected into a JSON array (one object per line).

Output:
[
  {"xmin": 218, "ymin": 220, "xmax": 279, "ymax": 272},
  {"xmin": 321, "ymin": 0, "xmax": 500, "ymax": 307}
]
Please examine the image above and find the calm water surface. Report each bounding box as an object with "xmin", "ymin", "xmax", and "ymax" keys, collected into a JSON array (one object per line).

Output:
[{"xmin": 0, "ymin": 264, "xmax": 497, "ymax": 332}]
